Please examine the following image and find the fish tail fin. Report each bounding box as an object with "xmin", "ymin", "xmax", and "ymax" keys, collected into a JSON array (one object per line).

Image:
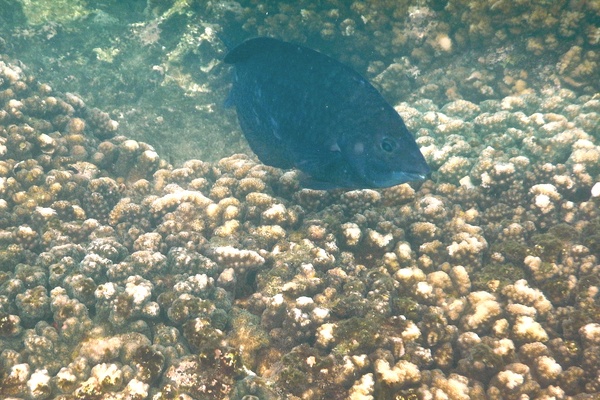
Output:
[{"xmin": 224, "ymin": 90, "xmax": 235, "ymax": 108}]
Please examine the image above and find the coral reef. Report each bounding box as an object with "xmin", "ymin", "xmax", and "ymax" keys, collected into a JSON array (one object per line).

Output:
[
  {"xmin": 1, "ymin": 53, "xmax": 600, "ymax": 399},
  {"xmin": 0, "ymin": 1, "xmax": 599, "ymax": 398}
]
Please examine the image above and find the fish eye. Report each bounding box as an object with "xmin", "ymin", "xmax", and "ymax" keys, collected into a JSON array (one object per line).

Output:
[{"xmin": 380, "ymin": 137, "xmax": 396, "ymax": 153}]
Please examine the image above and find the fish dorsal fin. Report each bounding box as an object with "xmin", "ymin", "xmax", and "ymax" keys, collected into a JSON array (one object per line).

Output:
[{"xmin": 224, "ymin": 37, "xmax": 287, "ymax": 64}]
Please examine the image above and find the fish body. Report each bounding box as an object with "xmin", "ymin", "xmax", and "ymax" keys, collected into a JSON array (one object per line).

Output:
[{"xmin": 224, "ymin": 37, "xmax": 430, "ymax": 189}]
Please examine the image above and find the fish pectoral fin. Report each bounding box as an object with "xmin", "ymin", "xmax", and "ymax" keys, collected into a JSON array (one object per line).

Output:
[
  {"xmin": 297, "ymin": 156, "xmax": 359, "ymax": 190},
  {"xmin": 300, "ymin": 175, "xmax": 346, "ymax": 190},
  {"xmin": 293, "ymin": 148, "xmax": 330, "ymax": 170},
  {"xmin": 293, "ymin": 147, "xmax": 340, "ymax": 176},
  {"xmin": 329, "ymin": 142, "xmax": 341, "ymax": 152}
]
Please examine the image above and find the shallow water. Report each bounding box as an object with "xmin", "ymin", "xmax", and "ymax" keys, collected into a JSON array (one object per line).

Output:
[{"xmin": 0, "ymin": 1, "xmax": 599, "ymax": 399}]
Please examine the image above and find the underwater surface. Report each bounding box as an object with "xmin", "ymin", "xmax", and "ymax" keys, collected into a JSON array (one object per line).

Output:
[{"xmin": 0, "ymin": 0, "xmax": 599, "ymax": 399}]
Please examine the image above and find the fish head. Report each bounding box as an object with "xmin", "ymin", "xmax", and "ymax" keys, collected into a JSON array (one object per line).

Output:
[{"xmin": 341, "ymin": 127, "xmax": 430, "ymax": 188}]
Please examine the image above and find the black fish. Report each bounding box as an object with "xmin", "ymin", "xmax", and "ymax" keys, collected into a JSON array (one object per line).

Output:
[{"xmin": 224, "ymin": 37, "xmax": 430, "ymax": 189}]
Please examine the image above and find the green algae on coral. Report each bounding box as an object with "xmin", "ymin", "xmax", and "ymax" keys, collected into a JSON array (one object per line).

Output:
[
  {"xmin": 0, "ymin": 312, "xmax": 22, "ymax": 337},
  {"xmin": 581, "ymin": 217, "xmax": 600, "ymax": 257},
  {"xmin": 331, "ymin": 316, "xmax": 386, "ymax": 357},
  {"xmin": 20, "ymin": 0, "xmax": 89, "ymax": 25},
  {"xmin": 471, "ymin": 262, "xmax": 526, "ymax": 292}
]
